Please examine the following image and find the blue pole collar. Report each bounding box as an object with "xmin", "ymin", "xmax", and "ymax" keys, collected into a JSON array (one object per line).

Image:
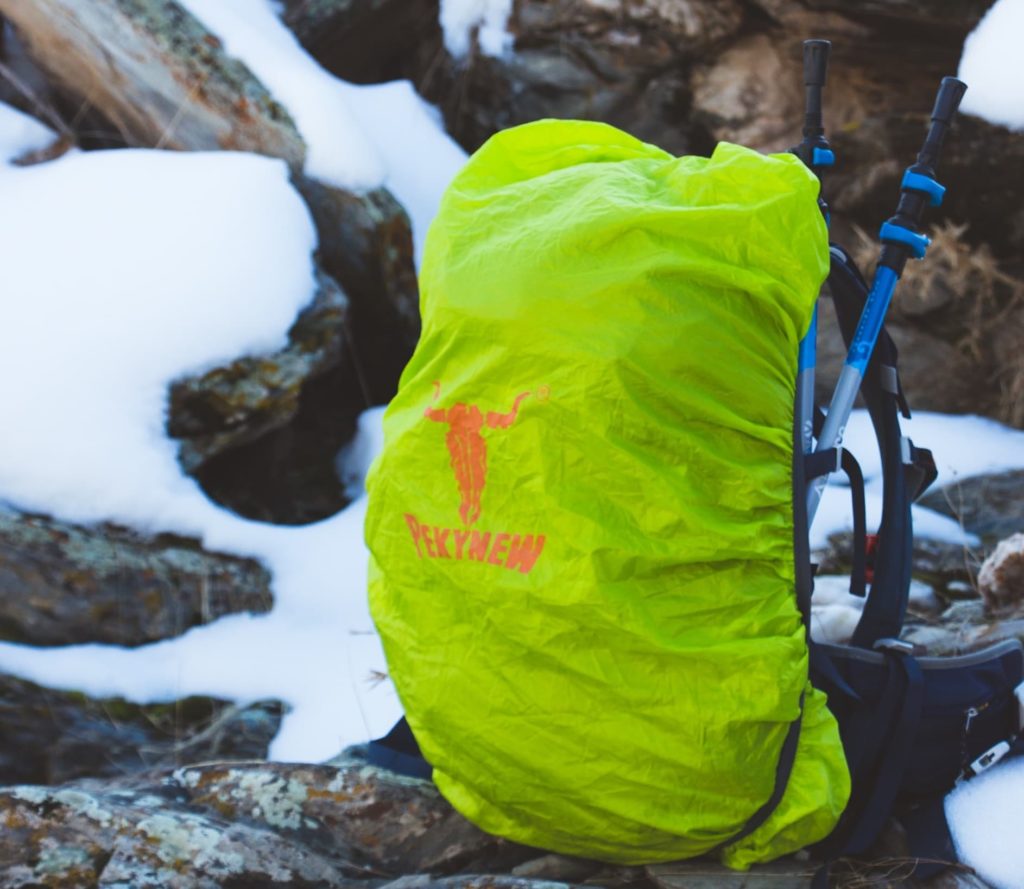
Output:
[
  {"xmin": 812, "ymin": 147, "xmax": 836, "ymax": 168},
  {"xmin": 879, "ymin": 221, "xmax": 930, "ymax": 259},
  {"xmin": 901, "ymin": 170, "xmax": 946, "ymax": 207}
]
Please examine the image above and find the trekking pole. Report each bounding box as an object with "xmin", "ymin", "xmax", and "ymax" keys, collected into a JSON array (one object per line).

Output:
[
  {"xmin": 792, "ymin": 39, "xmax": 834, "ymax": 456},
  {"xmin": 807, "ymin": 76, "xmax": 968, "ymax": 524}
]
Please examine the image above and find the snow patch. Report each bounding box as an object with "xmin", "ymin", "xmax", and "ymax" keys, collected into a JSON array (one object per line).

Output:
[
  {"xmin": 958, "ymin": 0, "xmax": 1024, "ymax": 131},
  {"xmin": 178, "ymin": 0, "xmax": 467, "ymax": 263},
  {"xmin": 947, "ymin": 755, "xmax": 1024, "ymax": 889},
  {"xmin": 440, "ymin": 0, "xmax": 514, "ymax": 57}
]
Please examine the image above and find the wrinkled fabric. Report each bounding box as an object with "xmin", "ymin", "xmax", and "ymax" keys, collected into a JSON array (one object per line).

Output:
[{"xmin": 365, "ymin": 120, "xmax": 850, "ymax": 867}]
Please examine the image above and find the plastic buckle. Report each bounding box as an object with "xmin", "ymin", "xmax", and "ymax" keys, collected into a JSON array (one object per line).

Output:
[
  {"xmin": 879, "ymin": 221, "xmax": 930, "ymax": 259},
  {"xmin": 901, "ymin": 170, "xmax": 946, "ymax": 207},
  {"xmin": 965, "ymin": 741, "xmax": 1012, "ymax": 778},
  {"xmin": 813, "ymin": 147, "xmax": 836, "ymax": 168},
  {"xmin": 873, "ymin": 637, "xmax": 915, "ymax": 655}
]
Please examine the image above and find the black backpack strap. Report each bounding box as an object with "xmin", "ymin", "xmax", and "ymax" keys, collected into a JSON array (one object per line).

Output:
[
  {"xmin": 827, "ymin": 247, "xmax": 913, "ymax": 647},
  {"xmin": 811, "ymin": 649, "xmax": 925, "ymax": 884},
  {"xmin": 901, "ymin": 794, "xmax": 960, "ymax": 880},
  {"xmin": 805, "ymin": 447, "xmax": 868, "ymax": 597},
  {"xmin": 905, "ymin": 441, "xmax": 938, "ymax": 502},
  {"xmin": 366, "ymin": 717, "xmax": 432, "ymax": 780}
]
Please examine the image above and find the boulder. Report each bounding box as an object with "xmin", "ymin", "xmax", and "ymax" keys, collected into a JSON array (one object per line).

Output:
[
  {"xmin": 0, "ymin": 674, "xmax": 283, "ymax": 786},
  {"xmin": 168, "ymin": 267, "xmax": 354, "ymax": 474},
  {"xmin": 408, "ymin": 0, "xmax": 746, "ymax": 155},
  {"xmin": 0, "ymin": 782, "xmax": 351, "ymax": 888},
  {"xmin": 0, "ymin": 509, "xmax": 271, "ymax": 647},
  {"xmin": 166, "ymin": 265, "xmax": 371, "ymax": 523},
  {"xmin": 917, "ymin": 470, "xmax": 1024, "ymax": 542},
  {"xmin": 297, "ymin": 175, "xmax": 420, "ymax": 403},
  {"xmin": 0, "ymin": 0, "xmax": 304, "ymax": 161},
  {"xmin": 280, "ymin": 0, "xmax": 438, "ymax": 84},
  {"xmin": 0, "ymin": 758, "xmax": 538, "ymax": 885},
  {"xmin": 977, "ymin": 533, "xmax": 1024, "ymax": 614},
  {"xmin": 0, "ymin": 752, "xmax": 997, "ymax": 887},
  {"xmin": 751, "ymin": 0, "xmax": 993, "ymax": 31}
]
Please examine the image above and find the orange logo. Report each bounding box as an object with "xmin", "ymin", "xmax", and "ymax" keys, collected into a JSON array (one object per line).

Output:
[
  {"xmin": 424, "ymin": 381, "xmax": 530, "ymax": 526},
  {"xmin": 403, "ymin": 381, "xmax": 547, "ymax": 575}
]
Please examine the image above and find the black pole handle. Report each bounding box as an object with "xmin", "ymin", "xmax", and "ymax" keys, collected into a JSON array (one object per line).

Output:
[
  {"xmin": 801, "ymin": 39, "xmax": 831, "ymax": 140},
  {"xmin": 804, "ymin": 39, "xmax": 831, "ymax": 87},
  {"xmin": 916, "ymin": 76, "xmax": 967, "ymax": 173}
]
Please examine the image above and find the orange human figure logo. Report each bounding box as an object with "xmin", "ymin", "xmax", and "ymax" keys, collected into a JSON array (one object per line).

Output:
[{"xmin": 424, "ymin": 381, "xmax": 531, "ymax": 526}]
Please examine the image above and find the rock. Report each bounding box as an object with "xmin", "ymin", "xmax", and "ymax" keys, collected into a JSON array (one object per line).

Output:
[
  {"xmin": 297, "ymin": 175, "xmax": 421, "ymax": 403},
  {"xmin": 168, "ymin": 267, "xmax": 353, "ymax": 473},
  {"xmin": 280, "ymin": 0, "xmax": 438, "ymax": 84},
  {"xmin": 410, "ymin": 0, "xmax": 745, "ymax": 155},
  {"xmin": 917, "ymin": 470, "xmax": 1024, "ymax": 542},
  {"xmin": 181, "ymin": 755, "xmax": 536, "ymax": 874},
  {"xmin": 0, "ymin": 0, "xmax": 305, "ymax": 161},
  {"xmin": 647, "ymin": 859, "xmax": 813, "ymax": 888},
  {"xmin": 690, "ymin": 35, "xmax": 805, "ymax": 152},
  {"xmin": 166, "ymin": 265, "xmax": 370, "ymax": 523},
  {"xmin": 900, "ymin": 597, "xmax": 1024, "ymax": 657},
  {"xmin": 785, "ymin": 0, "xmax": 992, "ymax": 29},
  {"xmin": 511, "ymin": 854, "xmax": 600, "ymax": 883},
  {"xmin": 381, "ymin": 879, "xmax": 574, "ymax": 889},
  {"xmin": 0, "ymin": 509, "xmax": 271, "ymax": 647},
  {"xmin": 0, "ymin": 673, "xmax": 283, "ymax": 786},
  {"xmin": 0, "ymin": 760, "xmax": 538, "ymax": 884},
  {"xmin": 978, "ymin": 533, "xmax": 1024, "ymax": 613},
  {"xmin": 0, "ymin": 782, "xmax": 352, "ymax": 888}
]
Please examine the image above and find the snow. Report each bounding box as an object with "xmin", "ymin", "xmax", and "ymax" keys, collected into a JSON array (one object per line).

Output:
[
  {"xmin": 947, "ymin": 755, "xmax": 1024, "ymax": 889},
  {"xmin": 440, "ymin": 0, "xmax": 515, "ymax": 57},
  {"xmin": 958, "ymin": 0, "xmax": 1024, "ymax": 131},
  {"xmin": 177, "ymin": 0, "xmax": 467, "ymax": 262}
]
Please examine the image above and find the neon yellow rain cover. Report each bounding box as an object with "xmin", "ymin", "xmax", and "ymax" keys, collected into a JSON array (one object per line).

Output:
[{"xmin": 365, "ymin": 120, "xmax": 849, "ymax": 868}]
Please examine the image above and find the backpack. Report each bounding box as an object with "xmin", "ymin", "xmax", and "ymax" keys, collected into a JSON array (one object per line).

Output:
[{"xmin": 364, "ymin": 45, "xmax": 1023, "ymax": 879}]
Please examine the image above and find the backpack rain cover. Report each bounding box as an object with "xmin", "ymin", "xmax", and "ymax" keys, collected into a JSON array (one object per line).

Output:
[{"xmin": 366, "ymin": 119, "xmax": 850, "ymax": 868}]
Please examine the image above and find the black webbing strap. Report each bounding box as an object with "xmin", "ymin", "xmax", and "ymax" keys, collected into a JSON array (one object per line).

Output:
[
  {"xmin": 812, "ymin": 652, "xmax": 925, "ymax": 887},
  {"xmin": 805, "ymin": 447, "xmax": 868, "ymax": 597},
  {"xmin": 901, "ymin": 795, "xmax": 960, "ymax": 880},
  {"xmin": 844, "ymin": 653, "xmax": 925, "ymax": 854}
]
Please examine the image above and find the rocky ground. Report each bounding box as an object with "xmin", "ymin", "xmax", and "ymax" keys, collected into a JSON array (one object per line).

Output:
[{"xmin": 0, "ymin": 0, "xmax": 1022, "ymax": 886}]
